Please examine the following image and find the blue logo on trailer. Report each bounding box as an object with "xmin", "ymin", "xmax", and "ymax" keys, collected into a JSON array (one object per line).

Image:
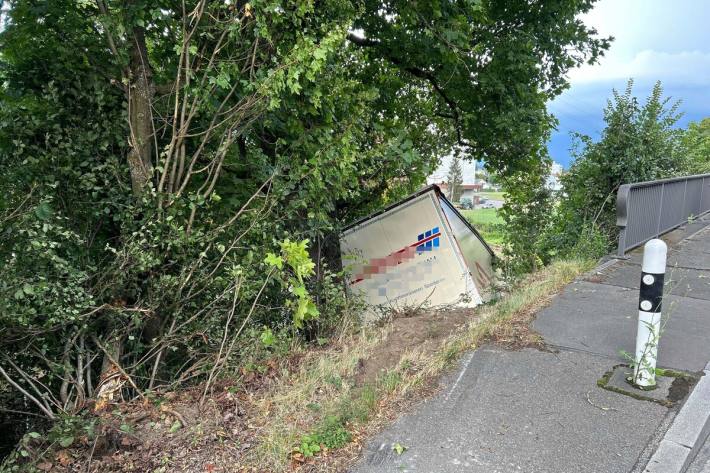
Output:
[{"xmin": 416, "ymin": 227, "xmax": 440, "ymax": 252}]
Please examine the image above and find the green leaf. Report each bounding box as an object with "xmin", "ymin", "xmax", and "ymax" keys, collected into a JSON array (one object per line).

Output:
[
  {"xmin": 260, "ymin": 327, "xmax": 275, "ymax": 347},
  {"xmin": 35, "ymin": 201, "xmax": 53, "ymax": 221},
  {"xmin": 59, "ymin": 436, "xmax": 74, "ymax": 448},
  {"xmin": 169, "ymin": 420, "xmax": 182, "ymax": 433},
  {"xmin": 392, "ymin": 442, "xmax": 407, "ymax": 455},
  {"xmin": 264, "ymin": 252, "xmax": 283, "ymax": 269}
]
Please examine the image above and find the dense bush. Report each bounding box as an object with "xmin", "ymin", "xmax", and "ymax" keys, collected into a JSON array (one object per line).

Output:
[
  {"xmin": 498, "ymin": 81, "xmax": 710, "ymax": 273},
  {"xmin": 535, "ymin": 80, "xmax": 689, "ymax": 262},
  {"xmin": 680, "ymin": 118, "xmax": 710, "ymax": 174},
  {"xmin": 555, "ymin": 81, "xmax": 684, "ymax": 250}
]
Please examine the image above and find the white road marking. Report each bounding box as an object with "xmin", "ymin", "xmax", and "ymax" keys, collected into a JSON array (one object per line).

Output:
[{"xmin": 445, "ymin": 352, "xmax": 475, "ymax": 402}]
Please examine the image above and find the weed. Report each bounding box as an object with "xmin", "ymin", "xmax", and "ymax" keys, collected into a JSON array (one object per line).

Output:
[
  {"xmin": 341, "ymin": 385, "xmax": 378, "ymax": 423},
  {"xmin": 379, "ymin": 371, "xmax": 402, "ymax": 394},
  {"xmin": 325, "ymin": 374, "xmax": 343, "ymax": 389},
  {"xmin": 294, "ymin": 435, "xmax": 321, "ymax": 458},
  {"xmin": 392, "ymin": 442, "xmax": 408, "ymax": 455},
  {"xmin": 294, "ymin": 415, "xmax": 352, "ymax": 458},
  {"xmin": 315, "ymin": 416, "xmax": 352, "ymax": 449}
]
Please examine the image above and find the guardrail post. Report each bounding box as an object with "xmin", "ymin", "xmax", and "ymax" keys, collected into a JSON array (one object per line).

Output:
[
  {"xmin": 701, "ymin": 176, "xmax": 706, "ymax": 213},
  {"xmin": 616, "ymin": 184, "xmax": 631, "ymax": 257},
  {"xmin": 655, "ymin": 183, "xmax": 665, "ymax": 236},
  {"xmin": 617, "ymin": 229, "xmax": 627, "ymax": 258},
  {"xmin": 632, "ymin": 239, "xmax": 667, "ymax": 388}
]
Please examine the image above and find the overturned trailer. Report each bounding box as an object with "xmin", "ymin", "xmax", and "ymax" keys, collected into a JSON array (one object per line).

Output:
[{"xmin": 340, "ymin": 185, "xmax": 495, "ymax": 320}]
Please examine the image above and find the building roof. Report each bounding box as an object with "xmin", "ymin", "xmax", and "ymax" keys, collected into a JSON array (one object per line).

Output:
[{"xmin": 436, "ymin": 181, "xmax": 483, "ymax": 190}]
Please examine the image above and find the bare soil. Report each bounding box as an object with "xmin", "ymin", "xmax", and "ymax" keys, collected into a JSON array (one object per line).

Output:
[
  {"xmin": 482, "ymin": 303, "xmax": 547, "ymax": 350},
  {"xmin": 355, "ymin": 308, "xmax": 475, "ymax": 386},
  {"xmin": 16, "ymin": 368, "xmax": 291, "ymax": 473}
]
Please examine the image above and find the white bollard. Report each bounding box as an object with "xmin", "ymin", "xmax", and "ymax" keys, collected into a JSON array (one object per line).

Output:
[{"xmin": 633, "ymin": 239, "xmax": 667, "ymax": 388}]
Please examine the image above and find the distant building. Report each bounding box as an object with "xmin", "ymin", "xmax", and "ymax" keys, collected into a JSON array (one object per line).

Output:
[
  {"xmin": 460, "ymin": 183, "xmax": 484, "ymax": 201},
  {"xmin": 436, "ymin": 181, "xmax": 483, "ymax": 202},
  {"xmin": 546, "ymin": 162, "xmax": 564, "ymax": 191}
]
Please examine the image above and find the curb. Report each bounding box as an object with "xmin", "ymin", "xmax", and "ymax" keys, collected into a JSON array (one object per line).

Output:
[{"xmin": 643, "ymin": 362, "xmax": 710, "ymax": 472}]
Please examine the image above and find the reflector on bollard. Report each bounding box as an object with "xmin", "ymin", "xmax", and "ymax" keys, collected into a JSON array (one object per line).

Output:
[{"xmin": 339, "ymin": 185, "xmax": 495, "ymax": 322}]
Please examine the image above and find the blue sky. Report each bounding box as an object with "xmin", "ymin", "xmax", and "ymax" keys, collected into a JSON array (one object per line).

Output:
[{"xmin": 548, "ymin": 0, "xmax": 710, "ymax": 168}]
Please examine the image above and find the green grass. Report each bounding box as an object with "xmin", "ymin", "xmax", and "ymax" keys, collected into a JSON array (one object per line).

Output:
[
  {"xmin": 476, "ymin": 191, "xmax": 505, "ymax": 202},
  {"xmin": 461, "ymin": 208, "xmax": 504, "ymax": 245}
]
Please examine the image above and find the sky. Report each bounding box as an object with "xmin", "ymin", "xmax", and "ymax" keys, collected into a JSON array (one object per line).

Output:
[{"xmin": 548, "ymin": 0, "xmax": 710, "ymax": 168}]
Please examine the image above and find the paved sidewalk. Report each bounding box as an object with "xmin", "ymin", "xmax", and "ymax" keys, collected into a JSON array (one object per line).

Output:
[{"xmin": 352, "ymin": 216, "xmax": 710, "ymax": 473}]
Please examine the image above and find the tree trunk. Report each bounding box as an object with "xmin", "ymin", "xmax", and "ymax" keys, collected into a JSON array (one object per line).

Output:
[
  {"xmin": 126, "ymin": 26, "xmax": 155, "ymax": 196},
  {"xmin": 95, "ymin": 25, "xmax": 155, "ymax": 400}
]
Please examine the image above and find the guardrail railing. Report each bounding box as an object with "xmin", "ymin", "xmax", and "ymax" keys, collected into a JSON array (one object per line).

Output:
[{"xmin": 616, "ymin": 173, "xmax": 710, "ymax": 256}]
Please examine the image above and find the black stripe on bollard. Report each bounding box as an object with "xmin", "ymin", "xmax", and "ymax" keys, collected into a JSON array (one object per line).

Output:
[{"xmin": 639, "ymin": 271, "xmax": 664, "ymax": 313}]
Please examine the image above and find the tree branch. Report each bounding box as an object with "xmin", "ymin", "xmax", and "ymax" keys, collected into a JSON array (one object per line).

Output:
[
  {"xmin": 0, "ymin": 366, "xmax": 56, "ymax": 419},
  {"xmin": 347, "ymin": 32, "xmax": 467, "ymax": 146}
]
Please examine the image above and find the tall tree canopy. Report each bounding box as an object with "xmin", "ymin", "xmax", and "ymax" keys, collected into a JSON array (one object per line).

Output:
[
  {"xmin": 349, "ymin": 0, "xmax": 609, "ymax": 173},
  {"xmin": 0, "ymin": 0, "xmax": 609, "ymax": 436}
]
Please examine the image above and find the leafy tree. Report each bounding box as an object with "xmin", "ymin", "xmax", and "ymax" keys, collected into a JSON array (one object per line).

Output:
[
  {"xmin": 349, "ymin": 0, "xmax": 610, "ymax": 176},
  {"xmin": 680, "ymin": 118, "xmax": 710, "ymax": 174},
  {"xmin": 447, "ymin": 156, "xmax": 464, "ymax": 202},
  {"xmin": 546, "ymin": 80, "xmax": 685, "ymax": 257},
  {"xmin": 0, "ymin": 0, "xmax": 610, "ymax": 439},
  {"xmin": 498, "ymin": 155, "xmax": 554, "ymax": 274}
]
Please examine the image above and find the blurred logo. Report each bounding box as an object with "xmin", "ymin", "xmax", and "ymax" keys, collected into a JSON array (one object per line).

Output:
[{"xmin": 416, "ymin": 227, "xmax": 441, "ymax": 252}]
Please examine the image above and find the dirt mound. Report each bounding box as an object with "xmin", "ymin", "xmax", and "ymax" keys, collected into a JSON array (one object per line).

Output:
[{"xmin": 355, "ymin": 308, "xmax": 475, "ymax": 386}]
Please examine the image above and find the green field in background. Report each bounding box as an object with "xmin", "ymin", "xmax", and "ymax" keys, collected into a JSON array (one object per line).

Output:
[
  {"xmin": 461, "ymin": 208, "xmax": 504, "ymax": 244},
  {"xmin": 475, "ymin": 191, "xmax": 505, "ymax": 202}
]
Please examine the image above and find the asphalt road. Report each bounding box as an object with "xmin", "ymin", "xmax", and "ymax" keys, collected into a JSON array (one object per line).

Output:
[{"xmin": 351, "ymin": 217, "xmax": 710, "ymax": 473}]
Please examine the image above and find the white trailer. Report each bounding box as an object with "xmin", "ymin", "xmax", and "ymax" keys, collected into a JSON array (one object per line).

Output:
[{"xmin": 340, "ymin": 185, "xmax": 495, "ymax": 321}]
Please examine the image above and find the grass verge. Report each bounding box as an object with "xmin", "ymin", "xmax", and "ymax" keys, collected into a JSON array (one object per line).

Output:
[
  {"xmin": 461, "ymin": 208, "xmax": 504, "ymax": 244},
  {"xmin": 243, "ymin": 257, "xmax": 595, "ymax": 471}
]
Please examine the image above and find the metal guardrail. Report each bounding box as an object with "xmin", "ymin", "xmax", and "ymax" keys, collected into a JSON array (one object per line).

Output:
[{"xmin": 617, "ymin": 173, "xmax": 710, "ymax": 256}]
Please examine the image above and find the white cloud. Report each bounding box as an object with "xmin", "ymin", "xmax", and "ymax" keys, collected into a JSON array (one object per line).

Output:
[
  {"xmin": 547, "ymin": 0, "xmax": 710, "ymax": 166},
  {"xmin": 569, "ymin": 49, "xmax": 710, "ymax": 86}
]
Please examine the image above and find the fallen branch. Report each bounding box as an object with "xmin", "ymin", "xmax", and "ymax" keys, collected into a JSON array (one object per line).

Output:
[{"xmin": 0, "ymin": 366, "xmax": 56, "ymax": 419}]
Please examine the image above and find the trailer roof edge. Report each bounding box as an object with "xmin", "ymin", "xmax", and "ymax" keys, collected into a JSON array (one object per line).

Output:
[
  {"xmin": 341, "ymin": 184, "xmax": 496, "ymax": 259},
  {"xmin": 341, "ymin": 184, "xmax": 443, "ymax": 233}
]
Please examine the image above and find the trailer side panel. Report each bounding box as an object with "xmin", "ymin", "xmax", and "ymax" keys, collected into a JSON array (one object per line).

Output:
[{"xmin": 340, "ymin": 191, "xmax": 473, "ymax": 319}]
